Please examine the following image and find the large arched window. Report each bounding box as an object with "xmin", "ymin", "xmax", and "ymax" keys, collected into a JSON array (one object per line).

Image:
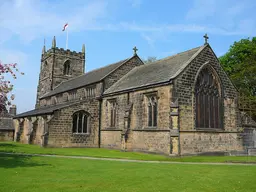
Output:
[
  {"xmin": 72, "ymin": 111, "xmax": 90, "ymax": 133},
  {"xmin": 195, "ymin": 66, "xmax": 222, "ymax": 129},
  {"xmin": 63, "ymin": 60, "xmax": 71, "ymax": 75}
]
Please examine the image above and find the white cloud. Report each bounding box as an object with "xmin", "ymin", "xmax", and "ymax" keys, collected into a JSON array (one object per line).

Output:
[
  {"xmin": 185, "ymin": 0, "xmax": 256, "ymax": 36},
  {"xmin": 186, "ymin": 0, "xmax": 217, "ymax": 20},
  {"xmin": 0, "ymin": 0, "xmax": 108, "ymax": 44},
  {"xmin": 0, "ymin": 0, "xmax": 254, "ymax": 47},
  {"xmin": 0, "ymin": 48, "xmax": 28, "ymax": 67},
  {"xmin": 117, "ymin": 23, "xmax": 252, "ymax": 36},
  {"xmin": 141, "ymin": 33, "xmax": 155, "ymax": 48}
]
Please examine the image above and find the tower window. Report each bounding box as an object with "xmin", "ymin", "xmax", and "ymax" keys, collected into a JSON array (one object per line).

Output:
[{"xmin": 63, "ymin": 60, "xmax": 71, "ymax": 75}]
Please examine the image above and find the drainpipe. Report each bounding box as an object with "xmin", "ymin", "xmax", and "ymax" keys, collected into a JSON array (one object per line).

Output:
[
  {"xmin": 98, "ymin": 98, "xmax": 102, "ymax": 148},
  {"xmin": 98, "ymin": 82, "xmax": 104, "ymax": 148},
  {"xmin": 177, "ymin": 105, "xmax": 181, "ymax": 156}
]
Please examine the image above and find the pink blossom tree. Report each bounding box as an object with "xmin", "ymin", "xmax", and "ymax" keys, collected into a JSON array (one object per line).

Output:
[{"xmin": 0, "ymin": 60, "xmax": 24, "ymax": 114}]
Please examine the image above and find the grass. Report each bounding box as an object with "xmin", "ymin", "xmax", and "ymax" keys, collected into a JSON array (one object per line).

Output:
[
  {"xmin": 0, "ymin": 141, "xmax": 256, "ymax": 163},
  {"xmin": 0, "ymin": 153, "xmax": 256, "ymax": 192}
]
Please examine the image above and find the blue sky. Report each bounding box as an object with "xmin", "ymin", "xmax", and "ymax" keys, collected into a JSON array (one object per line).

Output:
[{"xmin": 0, "ymin": 0, "xmax": 255, "ymax": 113}]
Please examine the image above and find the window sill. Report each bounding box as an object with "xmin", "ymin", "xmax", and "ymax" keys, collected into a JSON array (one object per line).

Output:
[
  {"xmin": 196, "ymin": 128, "xmax": 224, "ymax": 131},
  {"xmin": 144, "ymin": 126, "xmax": 158, "ymax": 129},
  {"xmin": 101, "ymin": 128, "xmax": 122, "ymax": 131},
  {"xmin": 133, "ymin": 127, "xmax": 170, "ymax": 132},
  {"xmin": 72, "ymin": 133, "xmax": 90, "ymax": 135}
]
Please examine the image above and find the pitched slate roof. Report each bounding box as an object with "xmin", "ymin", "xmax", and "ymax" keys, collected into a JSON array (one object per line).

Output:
[
  {"xmin": 14, "ymin": 102, "xmax": 72, "ymax": 118},
  {"xmin": 41, "ymin": 57, "xmax": 132, "ymax": 98},
  {"xmin": 104, "ymin": 45, "xmax": 206, "ymax": 95}
]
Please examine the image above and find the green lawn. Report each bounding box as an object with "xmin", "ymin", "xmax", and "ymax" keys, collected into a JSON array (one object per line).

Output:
[
  {"xmin": 0, "ymin": 142, "xmax": 256, "ymax": 163},
  {"xmin": 0, "ymin": 153, "xmax": 255, "ymax": 192}
]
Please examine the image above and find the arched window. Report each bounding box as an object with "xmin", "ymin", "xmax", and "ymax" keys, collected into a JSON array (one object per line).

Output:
[
  {"xmin": 147, "ymin": 95, "xmax": 157, "ymax": 127},
  {"xmin": 110, "ymin": 101, "xmax": 117, "ymax": 127},
  {"xmin": 195, "ymin": 66, "xmax": 222, "ymax": 129},
  {"xmin": 72, "ymin": 111, "xmax": 90, "ymax": 133},
  {"xmin": 63, "ymin": 60, "xmax": 71, "ymax": 75},
  {"xmin": 51, "ymin": 96, "xmax": 57, "ymax": 105}
]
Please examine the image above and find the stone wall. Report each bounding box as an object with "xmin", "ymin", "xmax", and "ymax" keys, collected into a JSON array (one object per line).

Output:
[
  {"xmin": 30, "ymin": 117, "xmax": 45, "ymax": 145},
  {"xmin": 19, "ymin": 118, "xmax": 29, "ymax": 144},
  {"xmin": 0, "ymin": 130, "xmax": 14, "ymax": 141},
  {"xmin": 175, "ymin": 45, "xmax": 240, "ymax": 131},
  {"xmin": 36, "ymin": 46, "xmax": 85, "ymax": 108},
  {"xmin": 174, "ymin": 45, "xmax": 243, "ymax": 154},
  {"xmin": 101, "ymin": 130, "xmax": 122, "ymax": 149},
  {"xmin": 101, "ymin": 85, "xmax": 172, "ymax": 154},
  {"xmin": 104, "ymin": 56, "xmax": 144, "ymax": 90},
  {"xmin": 180, "ymin": 132, "xmax": 243, "ymax": 154},
  {"xmin": 129, "ymin": 130, "xmax": 170, "ymax": 154},
  {"xmin": 47, "ymin": 99, "xmax": 99, "ymax": 147}
]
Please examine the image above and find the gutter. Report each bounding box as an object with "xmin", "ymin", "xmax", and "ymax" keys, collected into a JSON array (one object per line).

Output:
[
  {"xmin": 13, "ymin": 112, "xmax": 53, "ymax": 119},
  {"xmin": 103, "ymin": 80, "xmax": 173, "ymax": 97}
]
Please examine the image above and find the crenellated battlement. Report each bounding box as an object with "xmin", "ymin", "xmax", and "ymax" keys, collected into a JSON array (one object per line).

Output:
[
  {"xmin": 36, "ymin": 36, "xmax": 85, "ymax": 108},
  {"xmin": 42, "ymin": 47, "xmax": 85, "ymax": 60},
  {"xmin": 41, "ymin": 36, "xmax": 85, "ymax": 60}
]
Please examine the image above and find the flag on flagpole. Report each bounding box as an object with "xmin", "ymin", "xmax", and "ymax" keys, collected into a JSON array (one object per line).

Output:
[
  {"xmin": 62, "ymin": 23, "xmax": 69, "ymax": 49},
  {"xmin": 62, "ymin": 23, "xmax": 68, "ymax": 31}
]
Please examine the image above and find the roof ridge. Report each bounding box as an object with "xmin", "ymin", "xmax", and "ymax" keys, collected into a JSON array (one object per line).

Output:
[
  {"xmin": 104, "ymin": 64, "xmax": 139, "ymax": 94},
  {"xmin": 99, "ymin": 55, "xmax": 134, "ymax": 80},
  {"xmin": 170, "ymin": 44, "xmax": 207, "ymax": 79},
  {"xmin": 104, "ymin": 44, "xmax": 206, "ymax": 95},
  {"xmin": 56, "ymin": 57, "xmax": 130, "ymax": 86},
  {"xmin": 151, "ymin": 45, "xmax": 203, "ymax": 64}
]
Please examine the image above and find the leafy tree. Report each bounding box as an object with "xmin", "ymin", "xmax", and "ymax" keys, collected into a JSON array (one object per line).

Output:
[
  {"xmin": 0, "ymin": 61, "xmax": 24, "ymax": 114},
  {"xmin": 219, "ymin": 37, "xmax": 256, "ymax": 96},
  {"xmin": 219, "ymin": 37, "xmax": 256, "ymax": 121},
  {"xmin": 143, "ymin": 56, "xmax": 157, "ymax": 64}
]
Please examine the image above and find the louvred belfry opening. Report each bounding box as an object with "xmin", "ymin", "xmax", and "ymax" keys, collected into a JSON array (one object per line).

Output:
[{"xmin": 195, "ymin": 66, "xmax": 222, "ymax": 129}]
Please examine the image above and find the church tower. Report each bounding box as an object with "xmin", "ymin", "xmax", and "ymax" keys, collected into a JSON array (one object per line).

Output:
[{"xmin": 35, "ymin": 36, "xmax": 85, "ymax": 108}]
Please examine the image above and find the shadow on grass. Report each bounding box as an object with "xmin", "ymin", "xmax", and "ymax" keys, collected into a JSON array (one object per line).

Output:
[
  {"xmin": 0, "ymin": 143, "xmax": 19, "ymax": 148},
  {"xmin": 0, "ymin": 154, "xmax": 49, "ymax": 169}
]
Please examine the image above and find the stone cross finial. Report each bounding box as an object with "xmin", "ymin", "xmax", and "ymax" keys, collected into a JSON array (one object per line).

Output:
[
  {"xmin": 203, "ymin": 33, "xmax": 209, "ymax": 45},
  {"xmin": 133, "ymin": 46, "xmax": 138, "ymax": 55}
]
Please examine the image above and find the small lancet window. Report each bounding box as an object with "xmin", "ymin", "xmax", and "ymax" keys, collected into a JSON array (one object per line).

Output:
[
  {"xmin": 63, "ymin": 60, "xmax": 71, "ymax": 75},
  {"xmin": 109, "ymin": 100, "xmax": 117, "ymax": 127},
  {"xmin": 147, "ymin": 95, "xmax": 157, "ymax": 127}
]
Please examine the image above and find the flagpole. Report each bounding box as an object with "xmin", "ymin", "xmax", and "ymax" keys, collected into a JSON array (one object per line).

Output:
[{"xmin": 66, "ymin": 27, "xmax": 68, "ymax": 50}]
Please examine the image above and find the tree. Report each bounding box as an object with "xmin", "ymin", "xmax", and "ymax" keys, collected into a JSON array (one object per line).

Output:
[
  {"xmin": 143, "ymin": 56, "xmax": 157, "ymax": 64},
  {"xmin": 0, "ymin": 60, "xmax": 24, "ymax": 114},
  {"xmin": 219, "ymin": 37, "xmax": 256, "ymax": 96},
  {"xmin": 219, "ymin": 37, "xmax": 256, "ymax": 121}
]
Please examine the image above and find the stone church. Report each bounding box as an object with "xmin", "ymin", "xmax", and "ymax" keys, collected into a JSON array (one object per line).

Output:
[{"xmin": 13, "ymin": 35, "xmax": 244, "ymax": 155}]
